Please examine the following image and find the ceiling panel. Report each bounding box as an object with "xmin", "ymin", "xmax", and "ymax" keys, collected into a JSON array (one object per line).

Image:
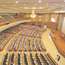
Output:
[
  {"xmin": 0, "ymin": 0, "xmax": 64, "ymax": 13},
  {"xmin": 48, "ymin": 0, "xmax": 64, "ymax": 3}
]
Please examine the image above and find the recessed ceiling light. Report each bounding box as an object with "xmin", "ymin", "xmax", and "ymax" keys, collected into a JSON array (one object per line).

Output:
[
  {"xmin": 16, "ymin": 1, "xmax": 19, "ymax": 4},
  {"xmin": 64, "ymin": 0, "xmax": 65, "ymax": 2},
  {"xmin": 38, "ymin": 0, "xmax": 42, "ymax": 3}
]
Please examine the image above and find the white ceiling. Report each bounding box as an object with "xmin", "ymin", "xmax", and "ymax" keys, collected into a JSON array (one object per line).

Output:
[{"xmin": 0, "ymin": 0, "xmax": 65, "ymax": 13}]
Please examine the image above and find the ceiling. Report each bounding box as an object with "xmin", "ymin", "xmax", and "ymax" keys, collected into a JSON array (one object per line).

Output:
[{"xmin": 0, "ymin": 0, "xmax": 65, "ymax": 13}]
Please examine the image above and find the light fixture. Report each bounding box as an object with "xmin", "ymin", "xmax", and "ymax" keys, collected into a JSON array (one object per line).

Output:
[
  {"xmin": 54, "ymin": 11, "xmax": 65, "ymax": 13},
  {"xmin": 39, "ymin": 7, "xmax": 43, "ymax": 9},
  {"xmin": 16, "ymin": 1, "xmax": 19, "ymax": 4},
  {"xmin": 44, "ymin": 25, "xmax": 47, "ymax": 29},
  {"xmin": 38, "ymin": 0, "xmax": 42, "ymax": 3},
  {"xmin": 51, "ymin": 17, "xmax": 56, "ymax": 22},
  {"xmin": 30, "ymin": 10, "xmax": 36, "ymax": 18},
  {"xmin": 24, "ymin": 7, "xmax": 29, "ymax": 9},
  {"xmin": 0, "ymin": 16, "xmax": 3, "ymax": 18},
  {"xmin": 64, "ymin": 0, "xmax": 65, "ymax": 2}
]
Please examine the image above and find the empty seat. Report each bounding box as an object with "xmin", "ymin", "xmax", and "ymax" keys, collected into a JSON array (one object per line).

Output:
[
  {"xmin": 3, "ymin": 53, "xmax": 8, "ymax": 65},
  {"xmin": 40, "ymin": 54, "xmax": 49, "ymax": 65},
  {"xmin": 30, "ymin": 53, "xmax": 35, "ymax": 65},
  {"xmin": 10, "ymin": 53, "xmax": 14, "ymax": 65},
  {"xmin": 24, "ymin": 53, "xmax": 28, "ymax": 65},
  {"xmin": 18, "ymin": 53, "xmax": 21, "ymax": 65},
  {"xmin": 35, "ymin": 53, "xmax": 42, "ymax": 65}
]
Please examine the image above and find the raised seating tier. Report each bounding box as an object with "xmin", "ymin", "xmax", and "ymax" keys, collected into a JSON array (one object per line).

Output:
[
  {"xmin": 2, "ymin": 52, "xmax": 57, "ymax": 65},
  {"xmin": 0, "ymin": 23, "xmax": 46, "ymax": 52}
]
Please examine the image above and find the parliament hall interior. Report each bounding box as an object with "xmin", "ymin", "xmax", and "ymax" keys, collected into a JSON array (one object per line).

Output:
[{"xmin": 0, "ymin": 0, "xmax": 65, "ymax": 65}]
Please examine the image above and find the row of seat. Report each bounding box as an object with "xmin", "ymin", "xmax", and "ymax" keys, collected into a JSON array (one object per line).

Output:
[
  {"xmin": 7, "ymin": 33, "xmax": 46, "ymax": 51},
  {"xmin": 30, "ymin": 53, "xmax": 35, "ymax": 65},
  {"xmin": 0, "ymin": 23, "xmax": 44, "ymax": 37},
  {"xmin": 0, "ymin": 23, "xmax": 46, "ymax": 51},
  {"xmin": 2, "ymin": 52, "xmax": 57, "ymax": 65},
  {"xmin": 2, "ymin": 53, "xmax": 8, "ymax": 65},
  {"xmin": 0, "ymin": 32, "xmax": 14, "ymax": 51}
]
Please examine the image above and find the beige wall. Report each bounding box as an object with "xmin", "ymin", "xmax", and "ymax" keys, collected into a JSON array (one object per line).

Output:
[
  {"xmin": 16, "ymin": 13, "xmax": 65, "ymax": 31},
  {"xmin": 24, "ymin": 13, "xmax": 64, "ymax": 30},
  {"xmin": 61, "ymin": 16, "xmax": 65, "ymax": 34},
  {"xmin": 57, "ymin": 13, "xmax": 65, "ymax": 34},
  {"xmin": 30, "ymin": 13, "xmax": 59, "ymax": 23}
]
